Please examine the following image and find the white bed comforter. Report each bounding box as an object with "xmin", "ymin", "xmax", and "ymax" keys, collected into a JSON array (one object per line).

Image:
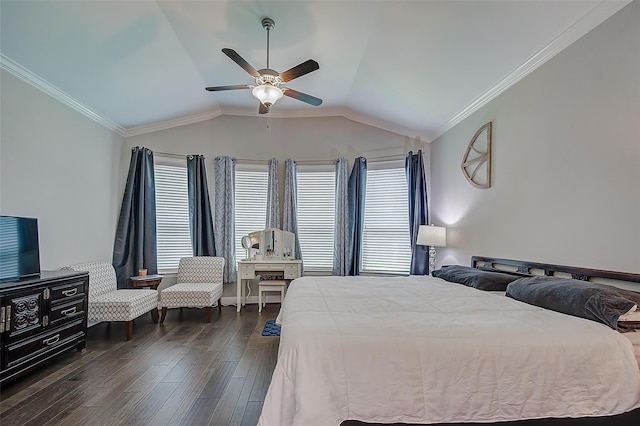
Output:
[{"xmin": 258, "ymin": 275, "xmax": 640, "ymax": 426}]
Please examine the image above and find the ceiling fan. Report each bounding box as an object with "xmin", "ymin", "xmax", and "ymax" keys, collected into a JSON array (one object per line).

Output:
[{"xmin": 205, "ymin": 17, "xmax": 322, "ymax": 115}]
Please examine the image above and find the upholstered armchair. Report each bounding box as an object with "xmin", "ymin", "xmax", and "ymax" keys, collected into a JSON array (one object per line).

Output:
[
  {"xmin": 62, "ymin": 262, "xmax": 159, "ymax": 340},
  {"xmin": 159, "ymin": 256, "xmax": 224, "ymax": 324}
]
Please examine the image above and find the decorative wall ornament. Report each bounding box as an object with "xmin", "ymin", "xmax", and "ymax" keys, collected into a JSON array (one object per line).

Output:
[{"xmin": 461, "ymin": 121, "xmax": 492, "ymax": 189}]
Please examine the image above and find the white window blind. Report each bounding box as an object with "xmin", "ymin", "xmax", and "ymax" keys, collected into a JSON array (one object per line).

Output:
[
  {"xmin": 362, "ymin": 164, "xmax": 411, "ymax": 274},
  {"xmin": 296, "ymin": 165, "xmax": 336, "ymax": 271},
  {"xmin": 235, "ymin": 166, "xmax": 268, "ymax": 260},
  {"xmin": 154, "ymin": 161, "xmax": 193, "ymax": 273}
]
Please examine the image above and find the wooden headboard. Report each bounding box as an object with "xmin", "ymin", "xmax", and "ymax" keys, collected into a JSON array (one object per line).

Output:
[{"xmin": 471, "ymin": 256, "xmax": 640, "ymax": 291}]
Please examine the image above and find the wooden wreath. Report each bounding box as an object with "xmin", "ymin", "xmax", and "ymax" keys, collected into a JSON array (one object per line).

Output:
[{"xmin": 461, "ymin": 121, "xmax": 492, "ymax": 189}]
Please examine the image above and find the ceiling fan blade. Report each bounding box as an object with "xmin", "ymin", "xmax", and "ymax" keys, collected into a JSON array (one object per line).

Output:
[
  {"xmin": 283, "ymin": 88, "xmax": 323, "ymax": 106},
  {"xmin": 279, "ymin": 60, "xmax": 319, "ymax": 82},
  {"xmin": 205, "ymin": 84, "xmax": 252, "ymax": 92},
  {"xmin": 259, "ymin": 103, "xmax": 269, "ymax": 114},
  {"xmin": 222, "ymin": 48, "xmax": 260, "ymax": 77}
]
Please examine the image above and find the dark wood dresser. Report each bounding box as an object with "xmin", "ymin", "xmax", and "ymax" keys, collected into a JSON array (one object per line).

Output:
[{"xmin": 0, "ymin": 270, "xmax": 89, "ymax": 385}]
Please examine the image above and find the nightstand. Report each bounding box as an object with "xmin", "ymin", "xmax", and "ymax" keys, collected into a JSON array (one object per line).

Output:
[{"xmin": 129, "ymin": 274, "xmax": 163, "ymax": 290}]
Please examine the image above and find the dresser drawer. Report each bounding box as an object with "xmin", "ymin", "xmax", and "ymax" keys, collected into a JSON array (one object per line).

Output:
[
  {"xmin": 239, "ymin": 264, "xmax": 255, "ymax": 279},
  {"xmin": 284, "ymin": 264, "xmax": 300, "ymax": 279},
  {"xmin": 49, "ymin": 298, "xmax": 85, "ymax": 327},
  {"xmin": 5, "ymin": 319, "xmax": 85, "ymax": 369},
  {"xmin": 257, "ymin": 263, "xmax": 283, "ymax": 271},
  {"xmin": 50, "ymin": 280, "xmax": 86, "ymax": 304}
]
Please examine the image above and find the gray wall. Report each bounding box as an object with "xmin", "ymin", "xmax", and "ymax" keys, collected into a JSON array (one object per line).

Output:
[
  {"xmin": 429, "ymin": 3, "xmax": 640, "ymax": 273},
  {"xmin": 0, "ymin": 70, "xmax": 124, "ymax": 269}
]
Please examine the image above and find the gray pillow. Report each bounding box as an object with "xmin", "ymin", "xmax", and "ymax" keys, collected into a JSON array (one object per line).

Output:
[
  {"xmin": 432, "ymin": 265, "xmax": 521, "ymax": 291},
  {"xmin": 506, "ymin": 276, "xmax": 640, "ymax": 329}
]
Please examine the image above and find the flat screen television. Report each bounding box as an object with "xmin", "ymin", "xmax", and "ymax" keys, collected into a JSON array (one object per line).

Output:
[{"xmin": 0, "ymin": 216, "xmax": 41, "ymax": 282}]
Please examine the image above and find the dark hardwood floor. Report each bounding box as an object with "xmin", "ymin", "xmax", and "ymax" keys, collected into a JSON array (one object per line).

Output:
[{"xmin": 0, "ymin": 304, "xmax": 280, "ymax": 426}]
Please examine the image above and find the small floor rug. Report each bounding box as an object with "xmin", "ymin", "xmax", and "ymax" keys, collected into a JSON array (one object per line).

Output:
[{"xmin": 261, "ymin": 319, "xmax": 281, "ymax": 337}]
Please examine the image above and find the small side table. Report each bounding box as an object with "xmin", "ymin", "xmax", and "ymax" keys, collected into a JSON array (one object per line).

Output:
[{"xmin": 129, "ymin": 274, "xmax": 163, "ymax": 290}]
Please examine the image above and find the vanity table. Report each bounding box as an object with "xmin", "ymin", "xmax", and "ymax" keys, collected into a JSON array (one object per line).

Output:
[{"xmin": 236, "ymin": 259, "xmax": 302, "ymax": 312}]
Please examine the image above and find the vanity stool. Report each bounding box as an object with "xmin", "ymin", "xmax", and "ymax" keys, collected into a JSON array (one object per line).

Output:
[{"xmin": 258, "ymin": 280, "xmax": 287, "ymax": 312}]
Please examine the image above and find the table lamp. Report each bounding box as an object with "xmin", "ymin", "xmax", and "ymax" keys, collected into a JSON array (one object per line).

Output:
[{"xmin": 417, "ymin": 224, "xmax": 447, "ymax": 275}]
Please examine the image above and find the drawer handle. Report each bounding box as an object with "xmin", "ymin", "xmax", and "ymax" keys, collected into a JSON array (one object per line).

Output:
[
  {"xmin": 61, "ymin": 288, "xmax": 77, "ymax": 297},
  {"xmin": 61, "ymin": 307, "xmax": 77, "ymax": 316},
  {"xmin": 43, "ymin": 334, "xmax": 60, "ymax": 346}
]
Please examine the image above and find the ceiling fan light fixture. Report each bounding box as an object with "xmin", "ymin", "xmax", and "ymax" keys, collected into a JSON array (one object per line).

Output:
[{"xmin": 252, "ymin": 84, "xmax": 283, "ymax": 107}]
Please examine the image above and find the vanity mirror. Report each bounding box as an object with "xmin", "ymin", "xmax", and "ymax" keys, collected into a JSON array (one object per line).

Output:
[
  {"xmin": 282, "ymin": 231, "xmax": 295, "ymax": 259},
  {"xmin": 263, "ymin": 228, "xmax": 281, "ymax": 258},
  {"xmin": 242, "ymin": 229, "xmax": 296, "ymax": 260},
  {"xmin": 247, "ymin": 231, "xmax": 262, "ymax": 259}
]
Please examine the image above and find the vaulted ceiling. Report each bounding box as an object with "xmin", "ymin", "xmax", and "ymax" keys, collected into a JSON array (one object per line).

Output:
[{"xmin": 0, "ymin": 1, "xmax": 629, "ymax": 140}]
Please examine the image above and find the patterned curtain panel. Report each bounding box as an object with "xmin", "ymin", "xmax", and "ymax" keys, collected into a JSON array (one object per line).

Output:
[
  {"xmin": 112, "ymin": 146, "xmax": 157, "ymax": 289},
  {"xmin": 347, "ymin": 157, "xmax": 367, "ymax": 276},
  {"xmin": 187, "ymin": 155, "xmax": 216, "ymax": 256},
  {"xmin": 333, "ymin": 157, "xmax": 349, "ymax": 276},
  {"xmin": 214, "ymin": 156, "xmax": 236, "ymax": 284},
  {"xmin": 406, "ymin": 150, "xmax": 429, "ymax": 275},
  {"xmin": 283, "ymin": 159, "xmax": 303, "ymax": 268},
  {"xmin": 266, "ymin": 158, "xmax": 280, "ymax": 229}
]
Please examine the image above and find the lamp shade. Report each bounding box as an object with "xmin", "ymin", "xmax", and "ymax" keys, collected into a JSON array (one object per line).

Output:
[
  {"xmin": 252, "ymin": 84, "xmax": 283, "ymax": 107},
  {"xmin": 417, "ymin": 225, "xmax": 446, "ymax": 247}
]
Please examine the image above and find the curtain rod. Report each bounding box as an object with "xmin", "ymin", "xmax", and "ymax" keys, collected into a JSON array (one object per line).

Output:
[
  {"xmin": 235, "ymin": 158, "xmax": 269, "ymax": 164},
  {"xmin": 151, "ymin": 151, "xmax": 415, "ymax": 163},
  {"xmin": 295, "ymin": 159, "xmax": 336, "ymax": 166},
  {"xmin": 152, "ymin": 152, "xmax": 268, "ymax": 164},
  {"xmin": 235, "ymin": 155, "xmax": 408, "ymax": 166},
  {"xmin": 366, "ymin": 154, "xmax": 408, "ymax": 161},
  {"xmin": 152, "ymin": 150, "xmax": 188, "ymax": 160}
]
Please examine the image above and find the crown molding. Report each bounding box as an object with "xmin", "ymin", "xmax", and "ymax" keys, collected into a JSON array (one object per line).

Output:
[
  {"xmin": 123, "ymin": 106, "xmax": 347, "ymax": 137},
  {"xmin": 124, "ymin": 109, "xmax": 224, "ymax": 137},
  {"xmin": 0, "ymin": 53, "xmax": 126, "ymax": 136},
  {"xmin": 432, "ymin": 0, "xmax": 631, "ymax": 141},
  {"xmin": 341, "ymin": 110, "xmax": 429, "ymax": 142},
  {"xmin": 123, "ymin": 105, "xmax": 429, "ymax": 140}
]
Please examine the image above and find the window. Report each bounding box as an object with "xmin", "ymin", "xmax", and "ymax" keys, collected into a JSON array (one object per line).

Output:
[
  {"xmin": 235, "ymin": 164, "xmax": 268, "ymax": 261},
  {"xmin": 154, "ymin": 158, "xmax": 193, "ymax": 273},
  {"xmin": 296, "ymin": 165, "xmax": 336, "ymax": 272},
  {"xmin": 362, "ymin": 163, "xmax": 411, "ymax": 273}
]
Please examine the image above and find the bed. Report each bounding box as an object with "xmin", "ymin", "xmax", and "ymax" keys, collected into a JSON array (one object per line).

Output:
[{"xmin": 258, "ymin": 257, "xmax": 640, "ymax": 426}]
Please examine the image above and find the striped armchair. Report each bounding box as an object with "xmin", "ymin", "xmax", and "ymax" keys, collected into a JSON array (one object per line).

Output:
[
  {"xmin": 160, "ymin": 256, "xmax": 224, "ymax": 323},
  {"xmin": 62, "ymin": 262, "xmax": 159, "ymax": 340}
]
